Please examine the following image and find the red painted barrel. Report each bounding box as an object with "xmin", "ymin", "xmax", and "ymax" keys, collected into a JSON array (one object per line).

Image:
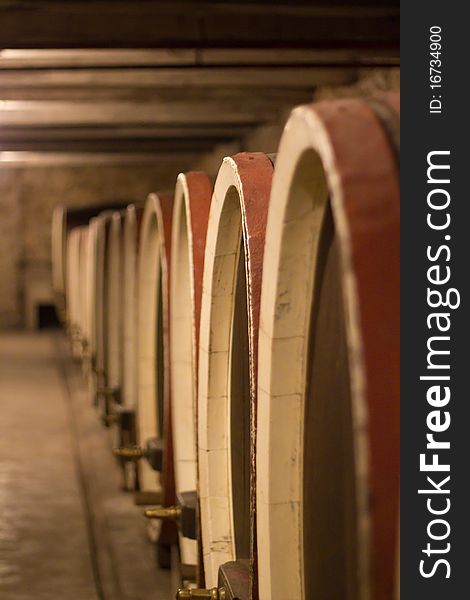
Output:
[
  {"xmin": 197, "ymin": 153, "xmax": 274, "ymax": 597},
  {"xmin": 170, "ymin": 171, "xmax": 212, "ymax": 583},
  {"xmin": 136, "ymin": 191, "xmax": 177, "ymax": 565}
]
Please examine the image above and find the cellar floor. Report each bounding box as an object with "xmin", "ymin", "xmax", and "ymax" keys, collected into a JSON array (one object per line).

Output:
[{"xmin": 0, "ymin": 331, "xmax": 171, "ymax": 600}]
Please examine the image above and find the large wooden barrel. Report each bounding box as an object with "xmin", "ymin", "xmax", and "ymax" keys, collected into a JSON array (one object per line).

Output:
[
  {"xmin": 78, "ymin": 226, "xmax": 90, "ymax": 358},
  {"xmin": 122, "ymin": 203, "xmax": 144, "ymax": 410},
  {"xmin": 104, "ymin": 211, "xmax": 124, "ymax": 407},
  {"xmin": 170, "ymin": 171, "xmax": 212, "ymax": 579},
  {"xmin": 51, "ymin": 205, "xmax": 67, "ymax": 322},
  {"xmin": 51, "ymin": 202, "xmax": 129, "ymax": 326},
  {"xmin": 85, "ymin": 216, "xmax": 99, "ymax": 375},
  {"xmin": 136, "ymin": 191, "xmax": 177, "ymax": 564},
  {"xmin": 92, "ymin": 210, "xmax": 116, "ymax": 407},
  {"xmin": 65, "ymin": 226, "xmax": 78, "ymax": 345},
  {"xmin": 112, "ymin": 203, "xmax": 144, "ymax": 489},
  {"xmin": 197, "ymin": 153, "xmax": 274, "ymax": 595},
  {"xmin": 65, "ymin": 226, "xmax": 86, "ymax": 357},
  {"xmin": 256, "ymin": 98, "xmax": 400, "ymax": 600},
  {"xmin": 108, "ymin": 204, "xmax": 144, "ymax": 470}
]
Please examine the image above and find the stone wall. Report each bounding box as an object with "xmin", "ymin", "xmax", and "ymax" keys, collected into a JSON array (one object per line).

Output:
[
  {"xmin": 0, "ymin": 171, "xmax": 22, "ymax": 327},
  {"xmin": 0, "ymin": 68, "xmax": 399, "ymax": 329},
  {"xmin": 0, "ymin": 161, "xmax": 190, "ymax": 328}
]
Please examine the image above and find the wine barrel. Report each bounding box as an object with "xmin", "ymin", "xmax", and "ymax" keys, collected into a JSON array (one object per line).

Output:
[
  {"xmin": 78, "ymin": 226, "xmax": 90, "ymax": 361},
  {"xmin": 51, "ymin": 205, "xmax": 67, "ymax": 322},
  {"xmin": 65, "ymin": 226, "xmax": 84, "ymax": 357},
  {"xmin": 170, "ymin": 171, "xmax": 212, "ymax": 579},
  {"xmin": 85, "ymin": 216, "xmax": 99, "ymax": 375},
  {"xmin": 92, "ymin": 210, "xmax": 116, "ymax": 408},
  {"xmin": 136, "ymin": 191, "xmax": 177, "ymax": 564},
  {"xmin": 51, "ymin": 202, "xmax": 130, "ymax": 326},
  {"xmin": 197, "ymin": 153, "xmax": 274, "ymax": 595},
  {"xmin": 111, "ymin": 203, "xmax": 145, "ymax": 489},
  {"xmin": 256, "ymin": 98, "xmax": 400, "ymax": 600},
  {"xmin": 104, "ymin": 211, "xmax": 124, "ymax": 408},
  {"xmin": 122, "ymin": 203, "xmax": 144, "ymax": 410}
]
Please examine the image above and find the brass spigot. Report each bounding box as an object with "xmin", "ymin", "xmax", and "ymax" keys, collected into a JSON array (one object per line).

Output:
[
  {"xmin": 143, "ymin": 505, "xmax": 181, "ymax": 520},
  {"xmin": 81, "ymin": 339, "xmax": 90, "ymax": 358},
  {"xmin": 101, "ymin": 413, "xmax": 119, "ymax": 426},
  {"xmin": 113, "ymin": 445, "xmax": 144, "ymax": 460},
  {"xmin": 176, "ymin": 588, "xmax": 226, "ymax": 600},
  {"xmin": 97, "ymin": 387, "xmax": 115, "ymax": 397}
]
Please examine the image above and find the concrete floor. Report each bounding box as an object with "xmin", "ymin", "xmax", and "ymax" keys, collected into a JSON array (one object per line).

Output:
[{"xmin": 0, "ymin": 332, "xmax": 171, "ymax": 600}]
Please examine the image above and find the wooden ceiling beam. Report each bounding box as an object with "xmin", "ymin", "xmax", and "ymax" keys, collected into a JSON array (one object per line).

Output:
[
  {"xmin": 0, "ymin": 150, "xmax": 196, "ymax": 166},
  {"xmin": 0, "ymin": 138, "xmax": 220, "ymax": 153},
  {"xmin": 0, "ymin": 67, "xmax": 355, "ymax": 89},
  {"xmin": 0, "ymin": 99, "xmax": 292, "ymax": 126},
  {"xmin": 0, "ymin": 2, "xmax": 399, "ymax": 50},
  {"xmin": 0, "ymin": 124, "xmax": 249, "ymax": 141},
  {"xmin": 0, "ymin": 48, "xmax": 399, "ymax": 70}
]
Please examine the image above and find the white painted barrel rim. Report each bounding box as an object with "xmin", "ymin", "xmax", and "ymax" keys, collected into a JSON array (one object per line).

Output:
[
  {"xmin": 94, "ymin": 211, "xmax": 116, "ymax": 376},
  {"xmin": 198, "ymin": 155, "xmax": 272, "ymax": 587},
  {"xmin": 85, "ymin": 217, "xmax": 99, "ymax": 363},
  {"xmin": 66, "ymin": 227, "xmax": 83, "ymax": 330},
  {"xmin": 51, "ymin": 204, "xmax": 67, "ymax": 316},
  {"xmin": 136, "ymin": 193, "xmax": 166, "ymax": 493},
  {"xmin": 78, "ymin": 227, "xmax": 90, "ymax": 346},
  {"xmin": 170, "ymin": 173, "xmax": 205, "ymax": 567},
  {"xmin": 105, "ymin": 211, "xmax": 123, "ymax": 391},
  {"xmin": 198, "ymin": 158, "xmax": 242, "ymax": 585},
  {"xmin": 122, "ymin": 203, "xmax": 140, "ymax": 409}
]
